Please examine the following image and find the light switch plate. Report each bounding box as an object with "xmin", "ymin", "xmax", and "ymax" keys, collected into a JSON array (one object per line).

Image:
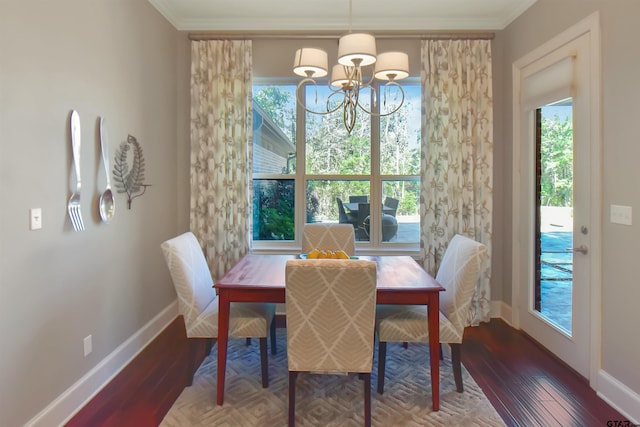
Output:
[
  {"xmin": 610, "ymin": 204, "xmax": 632, "ymax": 225},
  {"xmin": 84, "ymin": 335, "xmax": 92, "ymax": 357},
  {"xmin": 30, "ymin": 208, "xmax": 42, "ymax": 230}
]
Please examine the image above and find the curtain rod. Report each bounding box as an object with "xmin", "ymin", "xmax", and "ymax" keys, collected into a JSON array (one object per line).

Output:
[{"xmin": 188, "ymin": 31, "xmax": 494, "ymax": 41}]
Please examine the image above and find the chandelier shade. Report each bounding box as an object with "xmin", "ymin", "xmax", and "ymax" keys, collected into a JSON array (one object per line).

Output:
[
  {"xmin": 374, "ymin": 51, "xmax": 410, "ymax": 81},
  {"xmin": 337, "ymin": 33, "xmax": 377, "ymax": 67},
  {"xmin": 330, "ymin": 64, "xmax": 359, "ymax": 89},
  {"xmin": 293, "ymin": 48, "xmax": 328, "ymax": 78}
]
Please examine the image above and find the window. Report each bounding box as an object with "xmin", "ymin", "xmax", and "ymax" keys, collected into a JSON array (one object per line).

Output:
[
  {"xmin": 252, "ymin": 81, "xmax": 421, "ymax": 251},
  {"xmin": 252, "ymin": 85, "xmax": 297, "ymax": 242}
]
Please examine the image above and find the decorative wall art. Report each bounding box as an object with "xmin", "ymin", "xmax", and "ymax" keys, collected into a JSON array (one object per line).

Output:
[
  {"xmin": 113, "ymin": 134, "xmax": 151, "ymax": 209},
  {"xmin": 67, "ymin": 110, "xmax": 85, "ymax": 231},
  {"xmin": 98, "ymin": 117, "xmax": 115, "ymax": 223}
]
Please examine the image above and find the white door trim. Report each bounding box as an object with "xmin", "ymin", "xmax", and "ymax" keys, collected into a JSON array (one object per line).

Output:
[{"xmin": 511, "ymin": 11, "xmax": 602, "ymax": 388}]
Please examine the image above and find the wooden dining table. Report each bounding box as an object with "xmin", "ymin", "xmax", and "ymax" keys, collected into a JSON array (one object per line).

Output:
[{"xmin": 214, "ymin": 254, "xmax": 445, "ymax": 410}]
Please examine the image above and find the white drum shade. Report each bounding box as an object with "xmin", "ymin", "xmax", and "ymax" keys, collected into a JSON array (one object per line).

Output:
[
  {"xmin": 330, "ymin": 64, "xmax": 361, "ymax": 88},
  {"xmin": 293, "ymin": 48, "xmax": 329, "ymax": 78},
  {"xmin": 374, "ymin": 51, "xmax": 409, "ymax": 81},
  {"xmin": 338, "ymin": 33, "xmax": 377, "ymax": 67}
]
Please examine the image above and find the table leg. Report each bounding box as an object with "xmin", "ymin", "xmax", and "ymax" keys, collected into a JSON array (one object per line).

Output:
[
  {"xmin": 427, "ymin": 293, "xmax": 440, "ymax": 411},
  {"xmin": 216, "ymin": 290, "xmax": 230, "ymax": 405}
]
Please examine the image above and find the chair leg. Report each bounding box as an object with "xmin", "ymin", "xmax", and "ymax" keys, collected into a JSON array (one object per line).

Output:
[
  {"xmin": 288, "ymin": 371, "xmax": 297, "ymax": 427},
  {"xmin": 439, "ymin": 343, "xmax": 444, "ymax": 361},
  {"xmin": 186, "ymin": 339, "xmax": 195, "ymax": 386},
  {"xmin": 377, "ymin": 341, "xmax": 387, "ymax": 394},
  {"xmin": 270, "ymin": 316, "xmax": 277, "ymax": 355},
  {"xmin": 246, "ymin": 337, "xmax": 251, "ymax": 346},
  {"xmin": 260, "ymin": 337, "xmax": 269, "ymax": 388},
  {"xmin": 205, "ymin": 338, "xmax": 213, "ymax": 356},
  {"xmin": 450, "ymin": 343, "xmax": 463, "ymax": 392},
  {"xmin": 402, "ymin": 341, "xmax": 408, "ymax": 349},
  {"xmin": 364, "ymin": 373, "xmax": 371, "ymax": 427}
]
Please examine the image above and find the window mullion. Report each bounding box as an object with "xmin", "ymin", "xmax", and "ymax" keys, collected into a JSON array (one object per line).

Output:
[
  {"xmin": 369, "ymin": 82, "xmax": 382, "ymax": 245},
  {"xmin": 295, "ymin": 84, "xmax": 307, "ymax": 244}
]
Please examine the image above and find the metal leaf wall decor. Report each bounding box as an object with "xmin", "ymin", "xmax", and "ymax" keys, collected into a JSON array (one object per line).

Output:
[{"xmin": 112, "ymin": 135, "xmax": 151, "ymax": 209}]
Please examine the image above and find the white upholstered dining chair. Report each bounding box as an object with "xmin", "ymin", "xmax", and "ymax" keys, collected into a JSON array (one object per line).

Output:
[
  {"xmin": 161, "ymin": 232, "xmax": 276, "ymax": 388},
  {"xmin": 301, "ymin": 223, "xmax": 356, "ymax": 256},
  {"xmin": 285, "ymin": 259, "xmax": 377, "ymax": 427},
  {"xmin": 376, "ymin": 234, "xmax": 488, "ymax": 394}
]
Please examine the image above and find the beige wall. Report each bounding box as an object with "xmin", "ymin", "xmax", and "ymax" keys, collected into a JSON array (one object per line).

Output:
[
  {"xmin": 253, "ymin": 38, "xmax": 422, "ymax": 78},
  {"xmin": 495, "ymin": 0, "xmax": 640, "ymax": 395},
  {"xmin": 0, "ymin": 0, "xmax": 190, "ymax": 425}
]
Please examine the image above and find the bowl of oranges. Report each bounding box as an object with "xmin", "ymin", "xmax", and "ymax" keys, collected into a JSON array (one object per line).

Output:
[{"xmin": 303, "ymin": 249, "xmax": 352, "ymax": 259}]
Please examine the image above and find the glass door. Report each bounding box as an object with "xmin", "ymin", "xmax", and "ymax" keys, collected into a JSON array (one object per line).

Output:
[
  {"xmin": 535, "ymin": 101, "xmax": 574, "ymax": 334},
  {"xmin": 514, "ymin": 27, "xmax": 596, "ymax": 379}
]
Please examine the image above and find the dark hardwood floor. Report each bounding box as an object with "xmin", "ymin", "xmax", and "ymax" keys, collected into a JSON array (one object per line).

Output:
[
  {"xmin": 67, "ymin": 317, "xmax": 628, "ymax": 426},
  {"xmin": 461, "ymin": 319, "xmax": 628, "ymax": 426}
]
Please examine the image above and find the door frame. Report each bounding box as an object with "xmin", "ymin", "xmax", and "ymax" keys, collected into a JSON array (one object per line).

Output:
[{"xmin": 511, "ymin": 12, "xmax": 601, "ymax": 386}]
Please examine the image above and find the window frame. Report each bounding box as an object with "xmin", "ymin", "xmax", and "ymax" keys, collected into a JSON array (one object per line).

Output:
[{"xmin": 251, "ymin": 77, "xmax": 420, "ymax": 255}]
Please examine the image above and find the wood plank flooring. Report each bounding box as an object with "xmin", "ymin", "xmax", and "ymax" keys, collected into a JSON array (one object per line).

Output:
[
  {"xmin": 66, "ymin": 317, "xmax": 629, "ymax": 426},
  {"xmin": 461, "ymin": 319, "xmax": 628, "ymax": 426}
]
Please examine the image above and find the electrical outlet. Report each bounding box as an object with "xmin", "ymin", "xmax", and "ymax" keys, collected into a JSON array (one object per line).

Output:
[
  {"xmin": 30, "ymin": 208, "xmax": 42, "ymax": 230},
  {"xmin": 84, "ymin": 335, "xmax": 92, "ymax": 357},
  {"xmin": 610, "ymin": 204, "xmax": 632, "ymax": 225}
]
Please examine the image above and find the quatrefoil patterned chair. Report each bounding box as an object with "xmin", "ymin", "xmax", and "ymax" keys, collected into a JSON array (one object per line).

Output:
[
  {"xmin": 302, "ymin": 223, "xmax": 356, "ymax": 256},
  {"xmin": 161, "ymin": 232, "xmax": 276, "ymax": 388},
  {"xmin": 286, "ymin": 259, "xmax": 377, "ymax": 427},
  {"xmin": 376, "ymin": 234, "xmax": 488, "ymax": 394}
]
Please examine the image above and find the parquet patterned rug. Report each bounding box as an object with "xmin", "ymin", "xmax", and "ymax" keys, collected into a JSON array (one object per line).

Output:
[{"xmin": 161, "ymin": 329, "xmax": 505, "ymax": 426}]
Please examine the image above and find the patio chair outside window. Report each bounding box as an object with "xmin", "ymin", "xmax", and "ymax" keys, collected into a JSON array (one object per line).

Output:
[
  {"xmin": 383, "ymin": 197, "xmax": 399, "ymax": 217},
  {"xmin": 349, "ymin": 195, "xmax": 368, "ymax": 203}
]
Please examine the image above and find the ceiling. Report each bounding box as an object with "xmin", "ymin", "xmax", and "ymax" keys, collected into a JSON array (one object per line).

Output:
[{"xmin": 149, "ymin": 0, "xmax": 538, "ymax": 32}]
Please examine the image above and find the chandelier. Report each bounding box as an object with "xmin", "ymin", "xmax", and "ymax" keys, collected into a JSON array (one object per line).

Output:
[{"xmin": 292, "ymin": 1, "xmax": 409, "ymax": 134}]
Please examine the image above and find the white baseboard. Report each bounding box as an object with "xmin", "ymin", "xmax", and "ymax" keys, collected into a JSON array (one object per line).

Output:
[
  {"xmin": 489, "ymin": 300, "xmax": 513, "ymax": 325},
  {"xmin": 25, "ymin": 301, "xmax": 179, "ymax": 427},
  {"xmin": 596, "ymin": 369, "xmax": 640, "ymax": 424}
]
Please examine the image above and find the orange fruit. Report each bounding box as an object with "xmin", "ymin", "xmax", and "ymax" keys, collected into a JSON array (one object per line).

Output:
[{"xmin": 336, "ymin": 250, "xmax": 349, "ymax": 259}]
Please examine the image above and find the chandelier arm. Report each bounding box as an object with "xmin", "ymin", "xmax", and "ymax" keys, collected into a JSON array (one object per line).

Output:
[
  {"xmin": 344, "ymin": 97, "xmax": 357, "ymax": 133},
  {"xmin": 325, "ymin": 91, "xmax": 346, "ymax": 114},
  {"xmin": 360, "ymin": 67, "xmax": 376, "ymax": 89},
  {"xmin": 356, "ymin": 81, "xmax": 405, "ymax": 117},
  {"xmin": 345, "ymin": 63, "xmax": 376, "ymax": 92},
  {"xmin": 296, "ymin": 79, "xmax": 344, "ymax": 116}
]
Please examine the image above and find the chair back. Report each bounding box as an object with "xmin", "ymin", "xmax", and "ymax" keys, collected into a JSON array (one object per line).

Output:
[
  {"xmin": 336, "ymin": 197, "xmax": 352, "ymax": 224},
  {"xmin": 285, "ymin": 259, "xmax": 377, "ymax": 373},
  {"xmin": 356, "ymin": 202, "xmax": 371, "ymax": 239},
  {"xmin": 357, "ymin": 203, "xmax": 370, "ymax": 222},
  {"xmin": 161, "ymin": 232, "xmax": 216, "ymax": 329},
  {"xmin": 437, "ymin": 234, "xmax": 488, "ymax": 333},
  {"xmin": 302, "ymin": 223, "xmax": 355, "ymax": 256},
  {"xmin": 349, "ymin": 195, "xmax": 368, "ymax": 203},
  {"xmin": 383, "ymin": 197, "xmax": 399, "ymax": 217}
]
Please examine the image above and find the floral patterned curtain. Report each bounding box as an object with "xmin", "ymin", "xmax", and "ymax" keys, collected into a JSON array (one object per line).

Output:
[
  {"xmin": 420, "ymin": 39, "xmax": 493, "ymax": 325},
  {"xmin": 190, "ymin": 40, "xmax": 253, "ymax": 280}
]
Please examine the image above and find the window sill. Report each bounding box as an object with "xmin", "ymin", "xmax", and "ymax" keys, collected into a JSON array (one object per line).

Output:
[{"xmin": 251, "ymin": 244, "xmax": 421, "ymax": 260}]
